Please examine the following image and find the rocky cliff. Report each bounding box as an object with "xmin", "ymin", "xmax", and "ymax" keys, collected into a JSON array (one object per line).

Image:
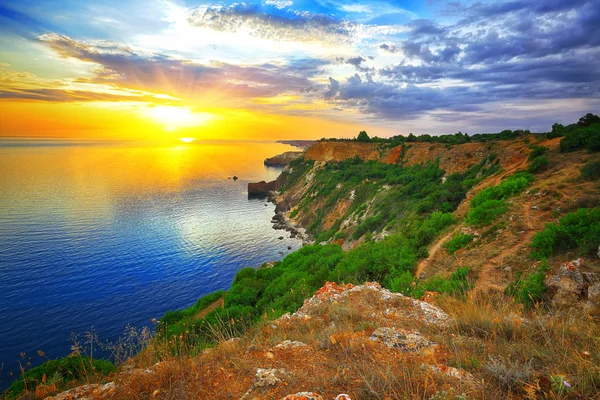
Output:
[
  {"xmin": 264, "ymin": 151, "xmax": 304, "ymax": 167},
  {"xmin": 304, "ymin": 140, "xmax": 528, "ymax": 174}
]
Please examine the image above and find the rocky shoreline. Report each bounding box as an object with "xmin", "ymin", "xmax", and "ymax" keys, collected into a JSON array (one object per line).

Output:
[{"xmin": 269, "ymin": 193, "xmax": 311, "ymax": 245}]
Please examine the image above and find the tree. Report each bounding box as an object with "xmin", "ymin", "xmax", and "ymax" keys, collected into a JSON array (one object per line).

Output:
[
  {"xmin": 578, "ymin": 113, "xmax": 600, "ymax": 127},
  {"xmin": 357, "ymin": 130, "xmax": 371, "ymax": 142}
]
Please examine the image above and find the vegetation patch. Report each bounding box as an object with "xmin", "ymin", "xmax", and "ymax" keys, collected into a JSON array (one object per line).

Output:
[
  {"xmin": 527, "ymin": 156, "xmax": 549, "ymax": 174},
  {"xmin": 553, "ymin": 113, "xmax": 600, "ymax": 153},
  {"xmin": 505, "ymin": 260, "xmax": 550, "ymax": 307},
  {"xmin": 530, "ymin": 207, "xmax": 600, "ymax": 259},
  {"xmin": 5, "ymin": 356, "xmax": 115, "ymax": 399},
  {"xmin": 389, "ymin": 267, "xmax": 472, "ymax": 298},
  {"xmin": 444, "ymin": 233, "xmax": 474, "ymax": 254},
  {"xmin": 467, "ymin": 173, "xmax": 534, "ymax": 226},
  {"xmin": 580, "ymin": 160, "xmax": 600, "ymax": 181}
]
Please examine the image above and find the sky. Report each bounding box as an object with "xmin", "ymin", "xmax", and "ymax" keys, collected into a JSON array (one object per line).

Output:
[{"xmin": 0, "ymin": 0, "xmax": 598, "ymax": 140}]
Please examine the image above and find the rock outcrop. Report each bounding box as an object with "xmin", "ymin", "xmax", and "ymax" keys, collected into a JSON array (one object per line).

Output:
[
  {"xmin": 302, "ymin": 139, "xmax": 528, "ymax": 174},
  {"xmin": 369, "ymin": 327, "xmax": 436, "ymax": 353},
  {"xmin": 304, "ymin": 142, "xmax": 383, "ymax": 163},
  {"xmin": 278, "ymin": 281, "xmax": 451, "ymax": 327},
  {"xmin": 248, "ymin": 180, "xmax": 278, "ymax": 195},
  {"xmin": 265, "ymin": 151, "xmax": 303, "ymax": 167},
  {"xmin": 546, "ymin": 258, "xmax": 600, "ymax": 315},
  {"xmin": 45, "ymin": 382, "xmax": 116, "ymax": 400}
]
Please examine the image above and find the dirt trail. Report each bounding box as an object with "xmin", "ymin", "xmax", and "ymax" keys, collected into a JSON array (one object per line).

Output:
[
  {"xmin": 473, "ymin": 200, "xmax": 535, "ymax": 293},
  {"xmin": 415, "ymin": 225, "xmax": 462, "ymax": 279},
  {"xmin": 194, "ymin": 297, "xmax": 224, "ymax": 320}
]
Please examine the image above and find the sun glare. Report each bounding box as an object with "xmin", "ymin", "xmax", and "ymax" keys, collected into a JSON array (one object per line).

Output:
[
  {"xmin": 179, "ymin": 137, "xmax": 196, "ymax": 143},
  {"xmin": 144, "ymin": 105, "xmax": 215, "ymax": 129}
]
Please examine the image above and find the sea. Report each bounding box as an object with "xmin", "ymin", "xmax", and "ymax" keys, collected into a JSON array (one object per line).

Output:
[{"xmin": 0, "ymin": 139, "xmax": 302, "ymax": 389}]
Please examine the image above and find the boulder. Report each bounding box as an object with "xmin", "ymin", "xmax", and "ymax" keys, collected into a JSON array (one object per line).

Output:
[{"xmin": 545, "ymin": 258, "xmax": 585, "ymax": 307}]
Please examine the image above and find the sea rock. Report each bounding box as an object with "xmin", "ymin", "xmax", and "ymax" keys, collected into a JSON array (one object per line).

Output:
[
  {"xmin": 369, "ymin": 327, "xmax": 436, "ymax": 353},
  {"xmin": 248, "ymin": 180, "xmax": 277, "ymax": 195}
]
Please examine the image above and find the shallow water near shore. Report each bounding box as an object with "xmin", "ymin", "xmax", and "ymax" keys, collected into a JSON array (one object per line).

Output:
[{"xmin": 0, "ymin": 139, "xmax": 302, "ymax": 389}]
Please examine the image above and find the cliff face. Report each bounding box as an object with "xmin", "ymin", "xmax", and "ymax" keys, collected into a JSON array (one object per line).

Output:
[
  {"xmin": 304, "ymin": 142, "xmax": 383, "ymax": 163},
  {"xmin": 304, "ymin": 140, "xmax": 528, "ymax": 174},
  {"xmin": 264, "ymin": 151, "xmax": 304, "ymax": 167}
]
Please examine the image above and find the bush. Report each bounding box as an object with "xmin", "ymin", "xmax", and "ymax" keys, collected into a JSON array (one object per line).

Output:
[
  {"xmin": 470, "ymin": 173, "xmax": 534, "ymax": 208},
  {"xmin": 560, "ymin": 123, "xmax": 600, "ymax": 152},
  {"xmin": 467, "ymin": 173, "xmax": 533, "ymax": 226},
  {"xmin": 528, "ymin": 145, "xmax": 548, "ymax": 161},
  {"xmin": 531, "ymin": 207, "xmax": 600, "ymax": 259},
  {"xmin": 580, "ymin": 160, "xmax": 600, "ymax": 181},
  {"xmin": 389, "ymin": 267, "xmax": 471, "ymax": 298},
  {"xmin": 527, "ymin": 156, "xmax": 549, "ymax": 173},
  {"xmin": 505, "ymin": 260, "xmax": 549, "ymax": 307},
  {"xmin": 445, "ymin": 233, "xmax": 474, "ymax": 254},
  {"xmin": 467, "ymin": 199, "xmax": 508, "ymax": 226}
]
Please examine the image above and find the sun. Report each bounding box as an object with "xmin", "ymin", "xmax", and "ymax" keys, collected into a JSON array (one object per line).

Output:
[
  {"xmin": 179, "ymin": 137, "xmax": 196, "ymax": 143},
  {"xmin": 143, "ymin": 105, "xmax": 216, "ymax": 130}
]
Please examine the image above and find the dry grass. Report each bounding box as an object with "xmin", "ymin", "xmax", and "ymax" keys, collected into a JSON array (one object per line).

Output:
[{"xmin": 105, "ymin": 284, "xmax": 600, "ymax": 400}]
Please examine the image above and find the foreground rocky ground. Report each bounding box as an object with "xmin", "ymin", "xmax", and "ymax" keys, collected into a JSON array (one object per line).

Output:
[{"xmin": 44, "ymin": 267, "xmax": 600, "ymax": 399}]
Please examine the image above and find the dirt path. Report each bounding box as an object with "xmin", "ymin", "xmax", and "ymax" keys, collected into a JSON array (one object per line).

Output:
[
  {"xmin": 473, "ymin": 200, "xmax": 535, "ymax": 293},
  {"xmin": 194, "ymin": 297, "xmax": 224, "ymax": 320},
  {"xmin": 415, "ymin": 225, "xmax": 462, "ymax": 279}
]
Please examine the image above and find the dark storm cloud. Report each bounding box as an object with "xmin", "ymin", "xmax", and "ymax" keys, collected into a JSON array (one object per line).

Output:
[{"xmin": 323, "ymin": 0, "xmax": 600, "ymax": 123}]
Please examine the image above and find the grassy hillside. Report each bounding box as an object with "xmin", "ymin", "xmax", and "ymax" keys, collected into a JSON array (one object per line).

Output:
[{"xmin": 6, "ymin": 115, "xmax": 600, "ymax": 399}]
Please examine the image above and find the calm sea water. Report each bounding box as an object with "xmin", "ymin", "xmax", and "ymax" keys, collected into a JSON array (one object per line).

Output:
[{"xmin": 0, "ymin": 140, "xmax": 301, "ymax": 389}]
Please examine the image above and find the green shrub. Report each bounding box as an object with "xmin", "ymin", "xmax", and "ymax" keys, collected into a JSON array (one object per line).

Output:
[
  {"xmin": 580, "ymin": 160, "xmax": 600, "ymax": 181},
  {"xmin": 470, "ymin": 173, "xmax": 534, "ymax": 209},
  {"xmin": 559, "ymin": 123, "xmax": 600, "ymax": 152},
  {"xmin": 445, "ymin": 233, "xmax": 474, "ymax": 254},
  {"xmin": 390, "ymin": 267, "xmax": 471, "ymax": 298},
  {"xmin": 160, "ymin": 290, "xmax": 224, "ymax": 326},
  {"xmin": 5, "ymin": 357, "xmax": 115, "ymax": 399},
  {"xmin": 527, "ymin": 156, "xmax": 549, "ymax": 173},
  {"xmin": 505, "ymin": 260, "xmax": 550, "ymax": 307},
  {"xmin": 528, "ymin": 145, "xmax": 548, "ymax": 161},
  {"xmin": 467, "ymin": 173, "xmax": 533, "ymax": 226},
  {"xmin": 467, "ymin": 199, "xmax": 508, "ymax": 226},
  {"xmin": 531, "ymin": 207, "xmax": 600, "ymax": 259}
]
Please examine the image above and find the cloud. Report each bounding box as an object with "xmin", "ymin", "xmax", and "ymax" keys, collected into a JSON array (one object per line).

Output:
[
  {"xmin": 379, "ymin": 43, "xmax": 398, "ymax": 53},
  {"xmin": 187, "ymin": 3, "xmax": 356, "ymax": 44},
  {"xmin": 319, "ymin": 0, "xmax": 600, "ymax": 126},
  {"xmin": 38, "ymin": 33, "xmax": 329, "ymax": 103},
  {"xmin": 263, "ymin": 0, "xmax": 293, "ymax": 10},
  {"xmin": 0, "ymin": 88, "xmax": 172, "ymax": 103}
]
